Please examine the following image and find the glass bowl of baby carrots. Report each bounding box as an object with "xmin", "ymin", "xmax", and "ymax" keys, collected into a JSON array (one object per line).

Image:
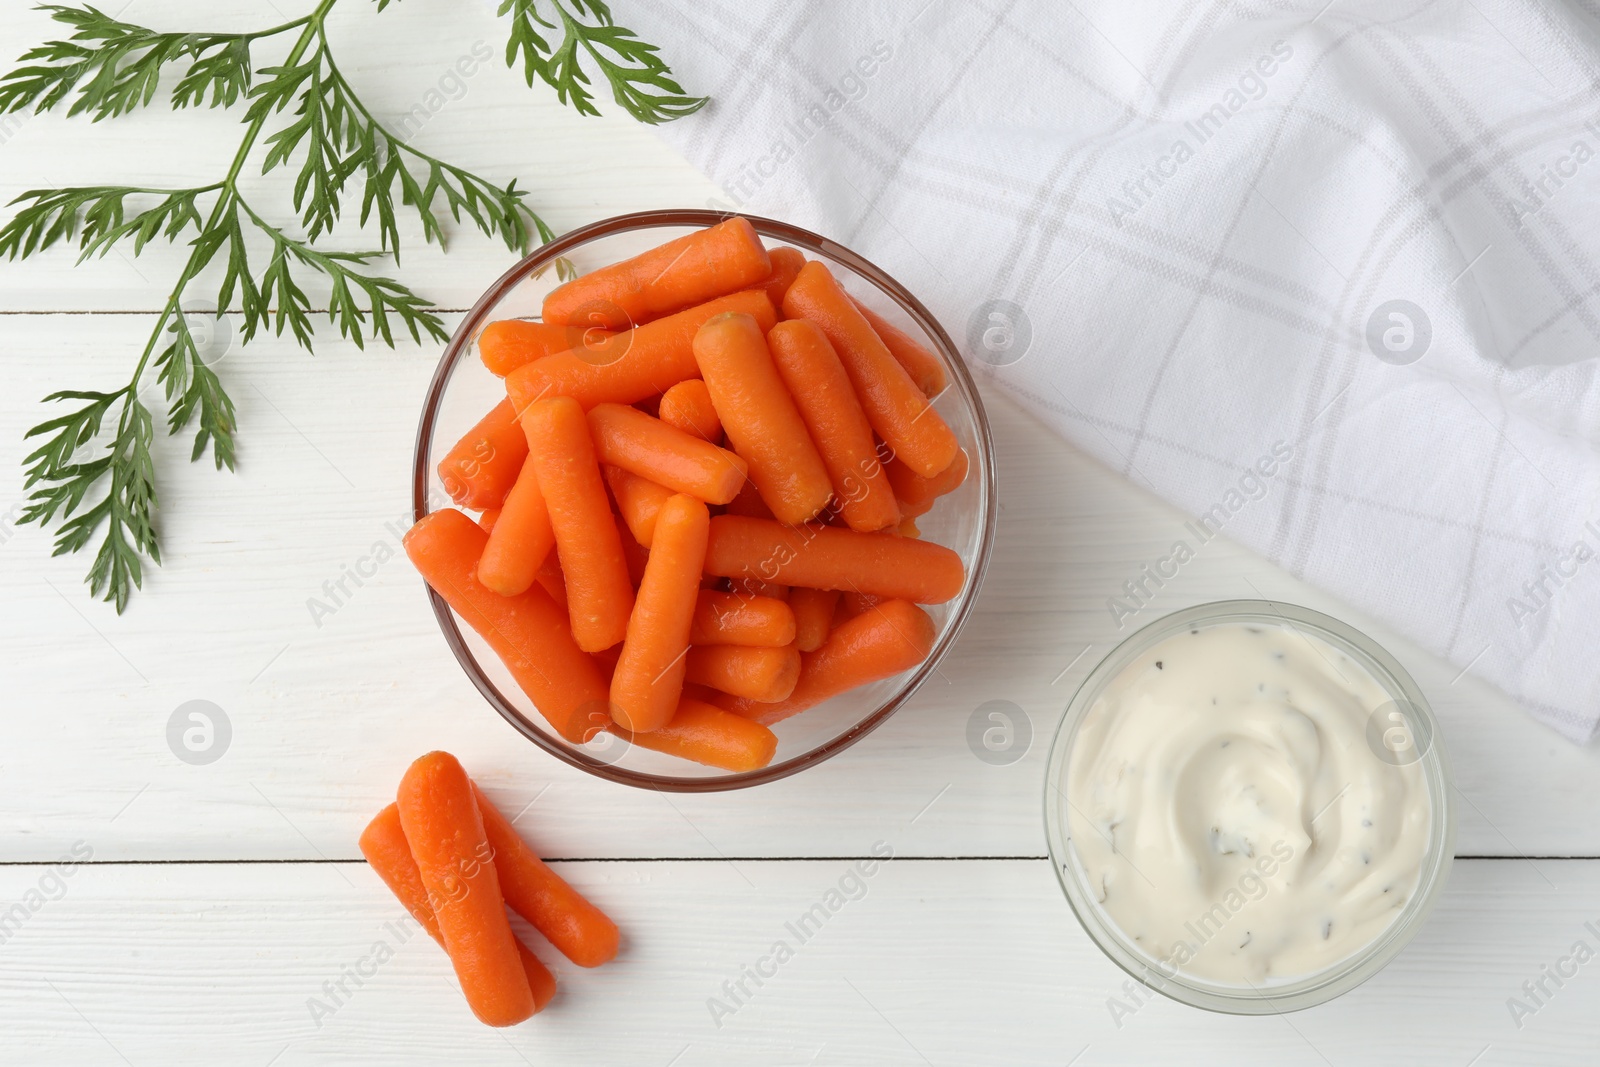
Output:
[{"xmin": 410, "ymin": 210, "xmax": 995, "ymax": 790}]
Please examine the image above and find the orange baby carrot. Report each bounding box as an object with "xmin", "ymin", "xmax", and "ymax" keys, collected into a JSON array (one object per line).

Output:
[
  {"xmin": 543, "ymin": 217, "xmax": 771, "ymax": 331},
  {"xmin": 610, "ymin": 695, "xmax": 777, "ymax": 772},
  {"xmin": 439, "ymin": 399, "xmax": 529, "ymax": 510},
  {"xmin": 689, "ymin": 589, "xmax": 795, "ymax": 647},
  {"xmin": 396, "ymin": 752, "xmax": 533, "ymax": 1028},
  {"xmin": 610, "ymin": 494, "xmax": 710, "ymax": 733},
  {"xmin": 591, "ymin": 642, "xmax": 622, "ymax": 679},
  {"xmin": 897, "ymin": 516, "xmax": 920, "ymax": 538},
  {"xmin": 760, "ymin": 245, "xmax": 806, "ymax": 309},
  {"xmin": 536, "ymin": 551, "xmax": 568, "ymax": 612},
  {"xmin": 850, "ymin": 297, "xmax": 948, "ymax": 398},
  {"xmin": 524, "ymin": 397, "xmax": 636, "ymax": 652},
  {"xmin": 783, "ymin": 262, "xmax": 958, "ymax": 477},
  {"xmin": 657, "ymin": 379, "xmax": 722, "ymax": 442},
  {"xmin": 614, "ymin": 513, "xmax": 650, "ymax": 587},
  {"xmin": 841, "ymin": 591, "xmax": 882, "ymax": 617},
  {"xmin": 831, "ymin": 590, "xmax": 860, "ymax": 628},
  {"xmin": 685, "ymin": 644, "xmax": 800, "ymax": 703},
  {"xmin": 603, "ymin": 464, "xmax": 675, "ymax": 547},
  {"xmin": 723, "ymin": 599, "xmax": 936, "ymax": 725},
  {"xmin": 767, "ymin": 318, "xmax": 900, "ymax": 532},
  {"xmin": 404, "ymin": 510, "xmax": 608, "ymax": 743},
  {"xmin": 588, "ymin": 403, "xmax": 748, "ymax": 506},
  {"xmin": 725, "ymin": 478, "xmax": 774, "ymax": 519},
  {"xmin": 731, "ymin": 576, "xmax": 788, "ymax": 601},
  {"xmin": 359, "ymin": 804, "xmax": 556, "ymax": 1014},
  {"xmin": 692, "ymin": 312, "xmax": 833, "ymax": 524},
  {"xmin": 471, "ymin": 783, "xmax": 620, "ymax": 968},
  {"xmin": 477, "ymin": 455, "xmax": 556, "ymax": 596},
  {"xmin": 788, "ymin": 587, "xmax": 840, "ymax": 652},
  {"xmin": 506, "ymin": 290, "xmax": 778, "ymax": 413},
  {"xmin": 478, "ymin": 508, "xmax": 501, "ymax": 533},
  {"xmin": 886, "ymin": 448, "xmax": 969, "ymax": 510},
  {"xmin": 479, "ymin": 319, "xmax": 612, "ymax": 377},
  {"xmin": 703, "ymin": 515, "xmax": 966, "ymax": 604}
]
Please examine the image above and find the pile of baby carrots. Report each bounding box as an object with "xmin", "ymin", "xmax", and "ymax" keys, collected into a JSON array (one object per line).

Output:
[
  {"xmin": 409, "ymin": 217, "xmax": 969, "ymax": 772},
  {"xmin": 360, "ymin": 751, "xmax": 618, "ymax": 1026}
]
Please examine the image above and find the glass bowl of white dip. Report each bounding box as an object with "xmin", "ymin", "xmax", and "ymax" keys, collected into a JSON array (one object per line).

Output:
[{"xmin": 1044, "ymin": 599, "xmax": 1454, "ymax": 1014}]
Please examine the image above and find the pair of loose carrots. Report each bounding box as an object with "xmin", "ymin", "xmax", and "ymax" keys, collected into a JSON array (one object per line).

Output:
[
  {"xmin": 422, "ymin": 218, "xmax": 971, "ymax": 768},
  {"xmin": 359, "ymin": 751, "xmax": 619, "ymax": 1026}
]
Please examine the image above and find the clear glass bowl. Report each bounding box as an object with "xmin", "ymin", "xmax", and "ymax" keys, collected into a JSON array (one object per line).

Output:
[
  {"xmin": 1043, "ymin": 600, "xmax": 1455, "ymax": 1013},
  {"xmin": 412, "ymin": 210, "xmax": 996, "ymax": 791}
]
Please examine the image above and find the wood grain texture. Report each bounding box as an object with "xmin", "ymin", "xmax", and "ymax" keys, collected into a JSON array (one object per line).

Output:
[
  {"xmin": 0, "ymin": 859, "xmax": 1595, "ymax": 1065},
  {"xmin": 0, "ymin": 0, "xmax": 1597, "ymax": 1061},
  {"xmin": 0, "ymin": 0, "xmax": 721, "ymax": 314},
  {"xmin": 0, "ymin": 315, "xmax": 1596, "ymax": 863}
]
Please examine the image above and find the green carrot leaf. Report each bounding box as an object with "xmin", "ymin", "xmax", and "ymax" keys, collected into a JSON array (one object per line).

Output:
[
  {"xmin": 498, "ymin": 0, "xmax": 706, "ymax": 124},
  {"xmin": 3, "ymin": 0, "xmax": 692, "ymax": 610}
]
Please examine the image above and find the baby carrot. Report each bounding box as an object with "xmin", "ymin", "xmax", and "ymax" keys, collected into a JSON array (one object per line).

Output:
[
  {"xmin": 731, "ymin": 576, "xmax": 789, "ymax": 601},
  {"xmin": 591, "ymin": 642, "xmax": 622, "ymax": 678},
  {"xmin": 725, "ymin": 478, "xmax": 774, "ymax": 519},
  {"xmin": 767, "ymin": 318, "xmax": 900, "ymax": 532},
  {"xmin": 886, "ymin": 448, "xmax": 969, "ymax": 510},
  {"xmin": 783, "ymin": 261, "xmax": 958, "ymax": 477},
  {"xmin": 403, "ymin": 510, "xmax": 608, "ymax": 743},
  {"xmin": 685, "ymin": 644, "xmax": 801, "ymax": 703},
  {"xmin": 850, "ymin": 298, "xmax": 948, "ymax": 398},
  {"xmin": 479, "ymin": 319, "xmax": 612, "ymax": 377},
  {"xmin": 524, "ymin": 397, "xmax": 636, "ymax": 652},
  {"xmin": 471, "ymin": 784, "xmax": 620, "ymax": 968},
  {"xmin": 614, "ymin": 513, "xmax": 650, "ymax": 587},
  {"xmin": 610, "ymin": 695, "xmax": 778, "ymax": 772},
  {"xmin": 788, "ymin": 587, "xmax": 840, "ymax": 652},
  {"xmin": 610, "ymin": 494, "xmax": 710, "ymax": 733},
  {"xmin": 897, "ymin": 516, "xmax": 920, "ymax": 538},
  {"xmin": 703, "ymin": 514, "xmax": 965, "ymax": 603},
  {"xmin": 478, "ymin": 508, "xmax": 501, "ymax": 533},
  {"xmin": 760, "ymin": 245, "xmax": 807, "ymax": 309},
  {"xmin": 477, "ymin": 455, "xmax": 555, "ymax": 596},
  {"xmin": 396, "ymin": 752, "xmax": 533, "ymax": 1028},
  {"xmin": 657, "ymin": 379, "xmax": 722, "ymax": 442},
  {"xmin": 723, "ymin": 599, "xmax": 936, "ymax": 725},
  {"xmin": 841, "ymin": 591, "xmax": 882, "ymax": 617},
  {"xmin": 359, "ymin": 804, "xmax": 557, "ymax": 1014},
  {"xmin": 603, "ymin": 464, "xmax": 675, "ymax": 547},
  {"xmin": 535, "ymin": 551, "xmax": 568, "ymax": 612},
  {"xmin": 831, "ymin": 591, "xmax": 858, "ymax": 629},
  {"xmin": 690, "ymin": 589, "xmax": 795, "ymax": 647},
  {"xmin": 543, "ymin": 217, "xmax": 771, "ymax": 331},
  {"xmin": 588, "ymin": 403, "xmax": 748, "ymax": 506},
  {"xmin": 692, "ymin": 312, "xmax": 833, "ymax": 524},
  {"xmin": 438, "ymin": 399, "xmax": 529, "ymax": 510},
  {"xmin": 506, "ymin": 290, "xmax": 778, "ymax": 413}
]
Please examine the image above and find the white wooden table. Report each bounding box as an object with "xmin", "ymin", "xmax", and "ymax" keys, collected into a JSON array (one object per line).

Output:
[{"xmin": 1, "ymin": 3, "xmax": 1596, "ymax": 1064}]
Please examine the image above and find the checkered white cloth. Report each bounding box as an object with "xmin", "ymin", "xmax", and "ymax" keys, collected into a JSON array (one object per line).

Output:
[{"xmin": 630, "ymin": 0, "xmax": 1600, "ymax": 741}]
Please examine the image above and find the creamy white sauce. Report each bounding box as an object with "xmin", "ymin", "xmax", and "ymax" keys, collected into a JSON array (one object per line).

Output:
[{"xmin": 1066, "ymin": 621, "xmax": 1430, "ymax": 984}]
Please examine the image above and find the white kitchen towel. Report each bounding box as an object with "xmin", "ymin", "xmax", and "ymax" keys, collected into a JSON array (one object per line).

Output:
[{"xmin": 628, "ymin": 0, "xmax": 1600, "ymax": 742}]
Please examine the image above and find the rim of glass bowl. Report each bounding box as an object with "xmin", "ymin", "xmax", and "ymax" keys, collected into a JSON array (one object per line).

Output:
[
  {"xmin": 412, "ymin": 209, "xmax": 997, "ymax": 791},
  {"xmin": 1042, "ymin": 599, "xmax": 1456, "ymax": 1014}
]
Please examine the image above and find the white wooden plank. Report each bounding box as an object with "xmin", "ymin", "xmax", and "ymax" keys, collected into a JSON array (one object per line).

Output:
[
  {"xmin": 0, "ymin": 313, "xmax": 1595, "ymax": 863},
  {"xmin": 0, "ymin": 858, "xmax": 1593, "ymax": 1065},
  {"xmin": 0, "ymin": 0, "xmax": 725, "ymax": 313}
]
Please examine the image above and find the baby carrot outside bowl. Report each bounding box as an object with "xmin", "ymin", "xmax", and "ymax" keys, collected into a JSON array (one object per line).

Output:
[{"xmin": 412, "ymin": 210, "xmax": 996, "ymax": 791}]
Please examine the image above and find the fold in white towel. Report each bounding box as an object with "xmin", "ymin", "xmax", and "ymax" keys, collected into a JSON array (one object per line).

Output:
[{"xmin": 630, "ymin": 0, "xmax": 1600, "ymax": 741}]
